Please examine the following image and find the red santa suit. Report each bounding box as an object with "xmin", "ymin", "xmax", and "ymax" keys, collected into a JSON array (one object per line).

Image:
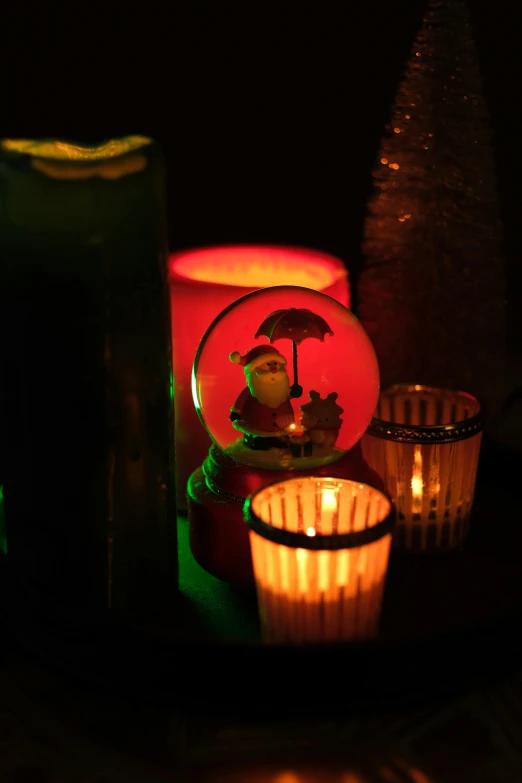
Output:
[{"xmin": 231, "ymin": 387, "xmax": 294, "ymax": 436}]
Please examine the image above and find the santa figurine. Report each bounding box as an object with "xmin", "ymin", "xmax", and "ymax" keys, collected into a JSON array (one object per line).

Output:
[{"xmin": 229, "ymin": 345, "xmax": 295, "ymax": 451}]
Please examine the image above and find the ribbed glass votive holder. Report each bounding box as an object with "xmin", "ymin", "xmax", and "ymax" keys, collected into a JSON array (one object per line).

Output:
[
  {"xmin": 361, "ymin": 385, "xmax": 483, "ymax": 552},
  {"xmin": 244, "ymin": 477, "xmax": 394, "ymax": 644}
]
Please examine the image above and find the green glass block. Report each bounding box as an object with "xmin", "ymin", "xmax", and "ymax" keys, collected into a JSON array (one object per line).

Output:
[{"xmin": 0, "ymin": 137, "xmax": 177, "ymax": 622}]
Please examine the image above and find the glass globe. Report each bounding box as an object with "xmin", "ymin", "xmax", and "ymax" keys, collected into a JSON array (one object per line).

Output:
[{"xmin": 192, "ymin": 285, "xmax": 379, "ymax": 471}]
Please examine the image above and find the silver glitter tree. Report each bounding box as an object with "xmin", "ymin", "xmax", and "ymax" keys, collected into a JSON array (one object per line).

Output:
[{"xmin": 357, "ymin": 0, "xmax": 506, "ymax": 415}]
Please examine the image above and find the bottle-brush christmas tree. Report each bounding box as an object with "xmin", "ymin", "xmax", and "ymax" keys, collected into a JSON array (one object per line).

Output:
[{"xmin": 357, "ymin": 0, "xmax": 505, "ymax": 413}]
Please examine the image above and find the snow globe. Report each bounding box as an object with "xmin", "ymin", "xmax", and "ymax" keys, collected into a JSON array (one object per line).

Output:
[{"xmin": 187, "ymin": 285, "xmax": 382, "ymax": 584}]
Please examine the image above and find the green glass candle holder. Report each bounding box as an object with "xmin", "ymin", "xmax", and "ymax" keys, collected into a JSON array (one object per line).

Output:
[{"xmin": 0, "ymin": 136, "xmax": 177, "ymax": 623}]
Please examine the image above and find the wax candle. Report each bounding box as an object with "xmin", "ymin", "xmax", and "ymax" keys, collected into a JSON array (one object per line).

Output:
[
  {"xmin": 361, "ymin": 385, "xmax": 483, "ymax": 551},
  {"xmin": 245, "ymin": 477, "xmax": 394, "ymax": 644},
  {"xmin": 0, "ymin": 137, "xmax": 177, "ymax": 620},
  {"xmin": 168, "ymin": 245, "xmax": 350, "ymax": 510}
]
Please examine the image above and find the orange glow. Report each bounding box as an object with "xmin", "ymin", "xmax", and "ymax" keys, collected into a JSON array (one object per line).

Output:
[
  {"xmin": 1, "ymin": 136, "xmax": 151, "ymax": 181},
  {"xmin": 411, "ymin": 477, "xmax": 423, "ymax": 495},
  {"xmin": 389, "ymin": 163, "xmax": 400, "ymax": 170},
  {"xmin": 411, "ymin": 445, "xmax": 424, "ymax": 514},
  {"xmin": 31, "ymin": 155, "xmax": 146, "ymax": 181},
  {"xmin": 407, "ymin": 766, "xmax": 434, "ymax": 783},
  {"xmin": 272, "ymin": 773, "xmax": 302, "ymax": 783},
  {"xmin": 391, "ymin": 759, "xmax": 434, "ymax": 783},
  {"xmin": 321, "ymin": 487, "xmax": 338, "ymax": 510},
  {"xmin": 405, "ymin": 114, "xmax": 411, "ymax": 119},
  {"xmin": 249, "ymin": 477, "xmax": 392, "ymax": 643},
  {"xmin": 379, "ymin": 768, "xmax": 403, "ymax": 783},
  {"xmin": 381, "ymin": 157, "xmax": 388, "ymax": 164},
  {"xmin": 305, "ymin": 526, "xmax": 316, "ymax": 537},
  {"xmin": 170, "ymin": 245, "xmax": 346, "ymax": 290},
  {"xmin": 393, "ymin": 128, "xmax": 401, "ymax": 134},
  {"xmin": 1, "ymin": 136, "xmax": 151, "ymax": 160}
]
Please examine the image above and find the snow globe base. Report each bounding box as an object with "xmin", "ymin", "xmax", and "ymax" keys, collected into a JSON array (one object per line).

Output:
[{"xmin": 187, "ymin": 443, "xmax": 385, "ymax": 585}]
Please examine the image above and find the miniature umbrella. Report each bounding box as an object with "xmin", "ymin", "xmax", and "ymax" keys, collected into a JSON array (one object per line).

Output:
[{"xmin": 254, "ymin": 308, "xmax": 334, "ymax": 398}]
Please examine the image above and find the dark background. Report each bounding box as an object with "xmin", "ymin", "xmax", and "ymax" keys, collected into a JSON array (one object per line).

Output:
[{"xmin": 2, "ymin": 2, "xmax": 520, "ymax": 350}]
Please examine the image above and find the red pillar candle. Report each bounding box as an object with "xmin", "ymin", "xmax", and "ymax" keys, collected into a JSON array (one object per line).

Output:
[{"xmin": 169, "ymin": 245, "xmax": 350, "ymax": 510}]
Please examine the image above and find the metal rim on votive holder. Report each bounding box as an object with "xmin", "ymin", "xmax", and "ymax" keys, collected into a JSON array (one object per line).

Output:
[
  {"xmin": 366, "ymin": 384, "xmax": 484, "ymax": 444},
  {"xmin": 244, "ymin": 477, "xmax": 395, "ymax": 550}
]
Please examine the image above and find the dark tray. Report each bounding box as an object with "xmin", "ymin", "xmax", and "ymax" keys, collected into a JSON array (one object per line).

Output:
[{"xmin": 2, "ymin": 439, "xmax": 522, "ymax": 716}]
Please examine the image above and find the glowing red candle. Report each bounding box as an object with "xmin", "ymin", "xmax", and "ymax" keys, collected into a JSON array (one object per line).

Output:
[{"xmin": 168, "ymin": 245, "xmax": 350, "ymax": 509}]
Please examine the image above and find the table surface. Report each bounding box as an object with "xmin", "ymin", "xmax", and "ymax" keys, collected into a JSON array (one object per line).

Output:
[
  {"xmin": 3, "ymin": 500, "xmax": 522, "ymax": 783},
  {"xmin": 2, "ymin": 362, "xmax": 522, "ymax": 782},
  {"xmin": 177, "ymin": 514, "xmax": 261, "ymax": 642},
  {"xmin": 2, "ymin": 635, "xmax": 522, "ymax": 783}
]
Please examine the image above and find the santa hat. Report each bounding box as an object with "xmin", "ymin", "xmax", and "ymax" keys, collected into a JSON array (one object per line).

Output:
[{"xmin": 229, "ymin": 344, "xmax": 286, "ymax": 372}]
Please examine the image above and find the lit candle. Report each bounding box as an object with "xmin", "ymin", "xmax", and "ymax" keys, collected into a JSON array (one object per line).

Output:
[
  {"xmin": 169, "ymin": 245, "xmax": 350, "ymax": 510},
  {"xmin": 361, "ymin": 384, "xmax": 483, "ymax": 552},
  {"xmin": 245, "ymin": 477, "xmax": 394, "ymax": 644}
]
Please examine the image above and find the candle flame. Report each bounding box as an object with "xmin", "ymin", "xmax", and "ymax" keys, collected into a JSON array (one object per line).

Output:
[
  {"xmin": 411, "ymin": 446, "xmax": 423, "ymax": 510},
  {"xmin": 411, "ymin": 475, "xmax": 423, "ymax": 497},
  {"xmin": 321, "ymin": 488, "xmax": 338, "ymax": 511},
  {"xmin": 288, "ymin": 423, "xmax": 296, "ymax": 430},
  {"xmin": 306, "ymin": 527, "xmax": 316, "ymax": 537}
]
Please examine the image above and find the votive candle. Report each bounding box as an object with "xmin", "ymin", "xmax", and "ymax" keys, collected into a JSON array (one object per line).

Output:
[
  {"xmin": 361, "ymin": 385, "xmax": 483, "ymax": 552},
  {"xmin": 244, "ymin": 476, "xmax": 394, "ymax": 644}
]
